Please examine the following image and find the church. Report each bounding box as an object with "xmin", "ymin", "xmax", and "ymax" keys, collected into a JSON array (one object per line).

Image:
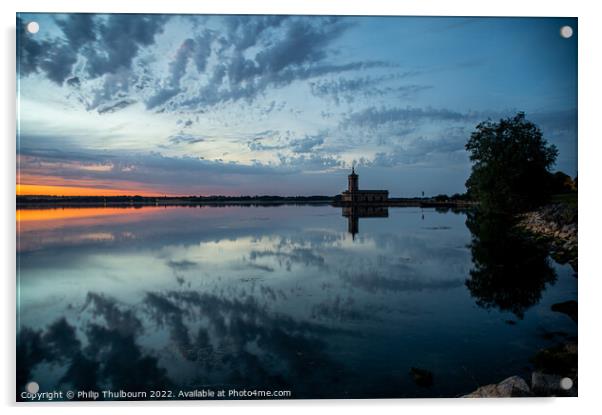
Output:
[{"xmin": 340, "ymin": 167, "xmax": 389, "ymax": 204}]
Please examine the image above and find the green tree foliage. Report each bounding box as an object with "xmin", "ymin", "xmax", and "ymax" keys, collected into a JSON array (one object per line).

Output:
[{"xmin": 465, "ymin": 112, "xmax": 558, "ymax": 213}]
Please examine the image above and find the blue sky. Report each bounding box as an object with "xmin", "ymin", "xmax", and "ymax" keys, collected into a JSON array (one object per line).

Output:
[{"xmin": 17, "ymin": 14, "xmax": 577, "ymax": 196}]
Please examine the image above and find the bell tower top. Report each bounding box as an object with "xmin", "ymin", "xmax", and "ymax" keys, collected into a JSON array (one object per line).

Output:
[{"xmin": 348, "ymin": 167, "xmax": 359, "ymax": 192}]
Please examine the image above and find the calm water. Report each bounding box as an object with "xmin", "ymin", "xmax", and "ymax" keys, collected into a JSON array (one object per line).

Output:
[{"xmin": 16, "ymin": 205, "xmax": 577, "ymax": 399}]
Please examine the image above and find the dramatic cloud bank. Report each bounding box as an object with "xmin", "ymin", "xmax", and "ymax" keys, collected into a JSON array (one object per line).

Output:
[{"xmin": 17, "ymin": 14, "xmax": 577, "ymax": 196}]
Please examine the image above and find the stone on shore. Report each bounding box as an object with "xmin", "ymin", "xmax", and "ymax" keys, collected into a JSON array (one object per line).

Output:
[
  {"xmin": 516, "ymin": 202, "xmax": 577, "ymax": 271},
  {"xmin": 462, "ymin": 376, "xmax": 531, "ymax": 398}
]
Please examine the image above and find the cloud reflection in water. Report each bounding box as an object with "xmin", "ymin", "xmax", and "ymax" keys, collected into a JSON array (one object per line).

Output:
[{"xmin": 17, "ymin": 205, "xmax": 576, "ymax": 399}]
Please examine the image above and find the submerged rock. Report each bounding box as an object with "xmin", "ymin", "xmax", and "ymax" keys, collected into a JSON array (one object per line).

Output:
[{"xmin": 462, "ymin": 376, "xmax": 531, "ymax": 398}]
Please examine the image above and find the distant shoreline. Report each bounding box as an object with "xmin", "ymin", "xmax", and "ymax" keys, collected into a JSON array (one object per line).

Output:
[{"xmin": 16, "ymin": 195, "xmax": 477, "ymax": 209}]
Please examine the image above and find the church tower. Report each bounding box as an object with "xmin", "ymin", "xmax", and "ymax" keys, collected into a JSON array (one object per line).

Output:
[
  {"xmin": 339, "ymin": 166, "xmax": 387, "ymax": 205},
  {"xmin": 348, "ymin": 166, "xmax": 358, "ymax": 193}
]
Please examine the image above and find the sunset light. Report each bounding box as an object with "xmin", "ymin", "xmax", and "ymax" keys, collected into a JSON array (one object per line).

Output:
[{"xmin": 17, "ymin": 184, "xmax": 166, "ymax": 197}]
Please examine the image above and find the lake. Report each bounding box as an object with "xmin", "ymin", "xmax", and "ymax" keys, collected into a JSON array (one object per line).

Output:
[{"xmin": 16, "ymin": 204, "xmax": 577, "ymax": 399}]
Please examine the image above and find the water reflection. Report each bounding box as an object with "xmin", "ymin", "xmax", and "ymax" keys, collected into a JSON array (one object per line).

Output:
[
  {"xmin": 18, "ymin": 290, "xmax": 351, "ymax": 400},
  {"xmin": 17, "ymin": 293, "xmax": 172, "ymax": 398},
  {"xmin": 16, "ymin": 205, "xmax": 576, "ymax": 399},
  {"xmin": 341, "ymin": 206, "xmax": 388, "ymax": 239},
  {"xmin": 465, "ymin": 209, "xmax": 557, "ymax": 318}
]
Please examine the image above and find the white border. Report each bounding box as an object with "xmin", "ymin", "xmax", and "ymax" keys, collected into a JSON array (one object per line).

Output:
[
  {"xmin": 5, "ymin": 0, "xmax": 583, "ymax": 17},
  {"xmin": 2, "ymin": 1, "xmax": 600, "ymax": 414}
]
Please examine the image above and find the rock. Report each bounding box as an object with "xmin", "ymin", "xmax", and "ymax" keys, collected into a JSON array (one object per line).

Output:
[
  {"xmin": 531, "ymin": 372, "xmax": 576, "ymax": 397},
  {"xmin": 517, "ymin": 203, "xmax": 577, "ymax": 241},
  {"xmin": 462, "ymin": 376, "xmax": 531, "ymax": 398}
]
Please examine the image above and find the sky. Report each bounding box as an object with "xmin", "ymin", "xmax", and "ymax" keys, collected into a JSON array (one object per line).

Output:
[{"xmin": 16, "ymin": 14, "xmax": 577, "ymax": 197}]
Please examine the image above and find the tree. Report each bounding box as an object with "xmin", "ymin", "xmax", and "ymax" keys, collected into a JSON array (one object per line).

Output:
[{"xmin": 465, "ymin": 112, "xmax": 558, "ymax": 213}]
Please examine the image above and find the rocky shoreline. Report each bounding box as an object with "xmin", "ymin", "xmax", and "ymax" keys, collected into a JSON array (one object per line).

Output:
[
  {"xmin": 517, "ymin": 202, "xmax": 577, "ymax": 270},
  {"xmin": 463, "ymin": 201, "xmax": 578, "ymax": 398},
  {"xmin": 463, "ymin": 343, "xmax": 578, "ymax": 397}
]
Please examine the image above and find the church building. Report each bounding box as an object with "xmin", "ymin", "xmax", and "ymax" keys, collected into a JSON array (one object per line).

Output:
[{"xmin": 340, "ymin": 167, "xmax": 388, "ymax": 204}]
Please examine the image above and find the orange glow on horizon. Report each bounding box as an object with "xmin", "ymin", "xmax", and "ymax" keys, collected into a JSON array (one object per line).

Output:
[
  {"xmin": 17, "ymin": 184, "xmax": 166, "ymax": 197},
  {"xmin": 17, "ymin": 207, "xmax": 151, "ymax": 223},
  {"xmin": 16, "ymin": 206, "xmax": 174, "ymax": 234}
]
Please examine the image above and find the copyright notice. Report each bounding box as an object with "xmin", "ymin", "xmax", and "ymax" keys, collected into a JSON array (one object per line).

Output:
[{"xmin": 20, "ymin": 388, "xmax": 292, "ymax": 401}]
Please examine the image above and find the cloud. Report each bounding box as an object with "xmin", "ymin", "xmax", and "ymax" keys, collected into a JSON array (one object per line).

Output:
[
  {"xmin": 17, "ymin": 14, "xmax": 169, "ymax": 116},
  {"xmin": 66, "ymin": 76, "xmax": 81, "ymax": 87},
  {"xmin": 55, "ymin": 13, "xmax": 96, "ymax": 49},
  {"xmin": 254, "ymin": 17, "xmax": 350, "ymax": 72},
  {"xmin": 166, "ymin": 259, "xmax": 199, "ymax": 272},
  {"xmin": 17, "ymin": 15, "xmax": 93, "ymax": 83},
  {"xmin": 225, "ymin": 15, "xmax": 289, "ymax": 52},
  {"xmin": 18, "ymin": 14, "xmax": 394, "ymax": 115},
  {"xmin": 18, "ymin": 14, "xmax": 168, "ymax": 86},
  {"xmin": 17, "ymin": 16, "xmax": 53, "ymax": 76},
  {"xmin": 344, "ymin": 106, "xmax": 479, "ymax": 129},
  {"xmin": 18, "ymin": 144, "xmax": 284, "ymax": 192},
  {"xmin": 248, "ymin": 141, "xmax": 287, "ymax": 152},
  {"xmin": 18, "ymin": 139, "xmax": 349, "ymax": 193},
  {"xmin": 146, "ymin": 32, "xmax": 213, "ymax": 109},
  {"xmin": 145, "ymin": 88, "xmax": 180, "ymax": 110},
  {"xmin": 38, "ymin": 44, "xmax": 79, "ymax": 85},
  {"xmin": 289, "ymin": 134, "xmax": 325, "ymax": 153},
  {"xmin": 145, "ymin": 16, "xmax": 392, "ymax": 111},
  {"xmin": 247, "ymin": 129, "xmax": 280, "ymax": 142},
  {"xmin": 310, "ymin": 74, "xmax": 429, "ymax": 105},
  {"xmin": 277, "ymin": 153, "xmax": 344, "ymax": 171},
  {"xmin": 368, "ymin": 129, "xmax": 469, "ymax": 167},
  {"xmin": 247, "ymin": 132, "xmax": 324, "ymax": 154},
  {"xmin": 335, "ymin": 106, "xmax": 498, "ymax": 165},
  {"xmin": 97, "ymin": 99, "xmax": 136, "ymax": 114},
  {"xmin": 351, "ymin": 108, "xmax": 576, "ymax": 168},
  {"xmin": 167, "ymin": 133, "xmax": 207, "ymax": 145},
  {"xmin": 82, "ymin": 14, "xmax": 168, "ymax": 77}
]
